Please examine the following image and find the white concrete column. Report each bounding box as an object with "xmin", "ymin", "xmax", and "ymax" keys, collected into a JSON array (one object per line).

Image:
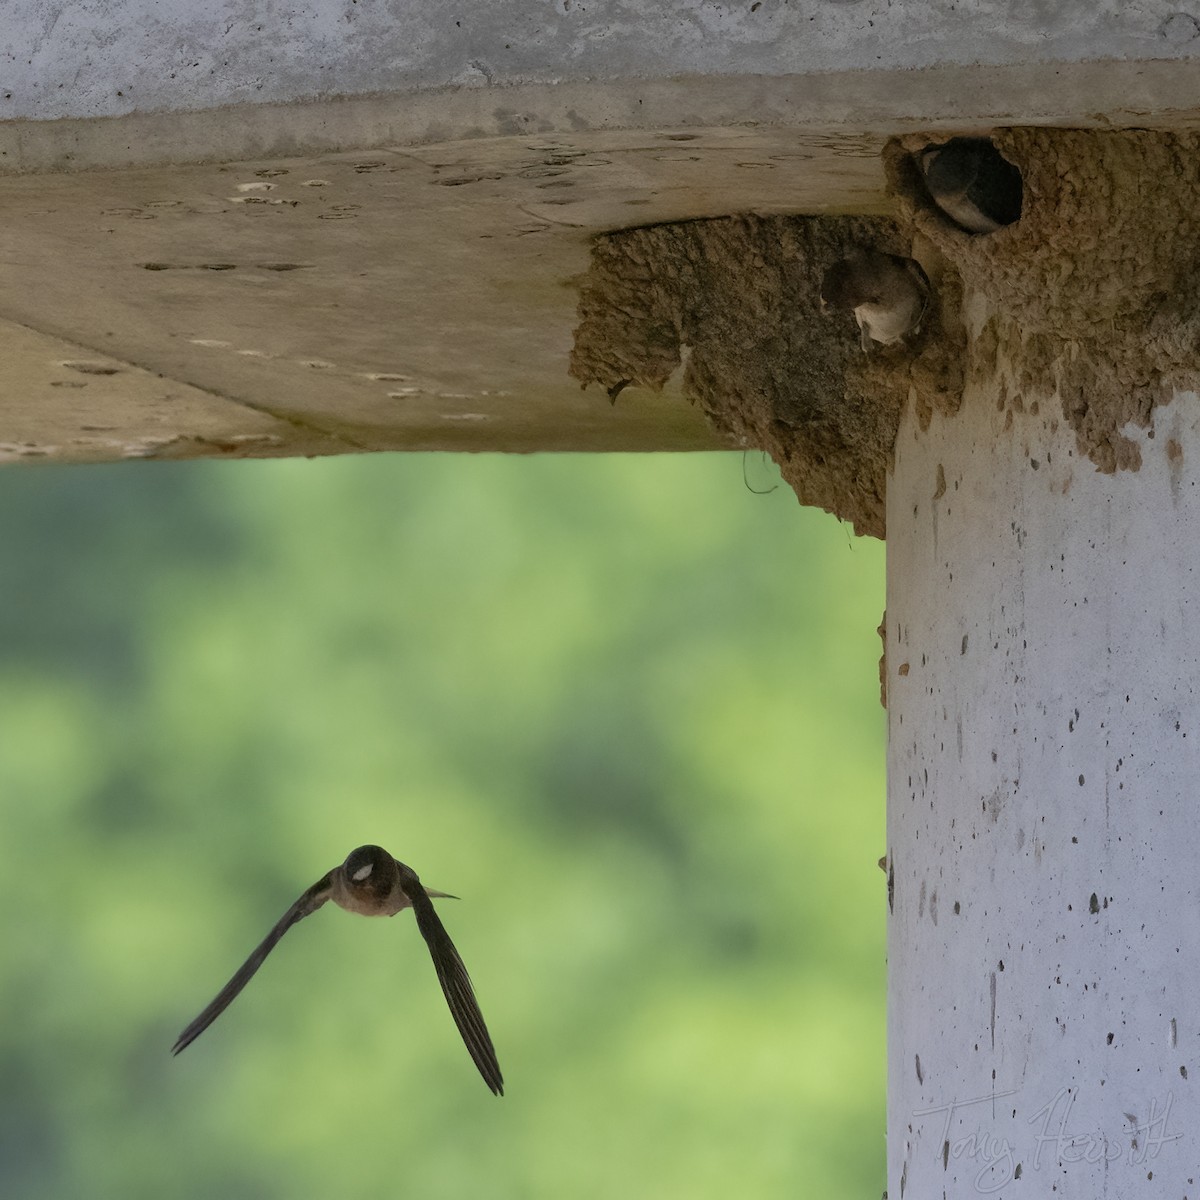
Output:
[{"xmin": 886, "ymin": 365, "xmax": 1200, "ymax": 1194}]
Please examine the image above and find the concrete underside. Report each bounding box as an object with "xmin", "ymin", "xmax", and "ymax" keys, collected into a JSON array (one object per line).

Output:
[{"xmin": 3, "ymin": 59, "xmax": 1200, "ymax": 467}]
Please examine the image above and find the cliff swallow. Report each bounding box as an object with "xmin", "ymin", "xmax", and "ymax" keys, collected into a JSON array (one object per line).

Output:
[
  {"xmin": 821, "ymin": 249, "xmax": 930, "ymax": 352},
  {"xmin": 172, "ymin": 844, "xmax": 503, "ymax": 1095},
  {"xmin": 919, "ymin": 138, "xmax": 1022, "ymax": 234}
]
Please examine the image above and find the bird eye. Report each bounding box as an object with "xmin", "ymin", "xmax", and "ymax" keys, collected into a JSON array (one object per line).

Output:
[{"xmin": 352, "ymin": 862, "xmax": 374, "ymax": 882}]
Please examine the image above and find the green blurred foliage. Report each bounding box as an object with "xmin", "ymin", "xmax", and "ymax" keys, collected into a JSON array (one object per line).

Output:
[{"xmin": 0, "ymin": 451, "xmax": 885, "ymax": 1199}]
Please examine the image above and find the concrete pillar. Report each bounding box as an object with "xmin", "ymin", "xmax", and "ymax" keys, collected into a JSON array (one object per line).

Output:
[{"xmin": 885, "ymin": 353, "xmax": 1200, "ymax": 1193}]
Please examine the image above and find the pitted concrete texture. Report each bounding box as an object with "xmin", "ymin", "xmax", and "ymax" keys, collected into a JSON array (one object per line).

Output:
[
  {"xmin": 4, "ymin": 1, "xmax": 1199, "ymax": 123},
  {"xmin": 0, "ymin": 318, "xmax": 305, "ymax": 464}
]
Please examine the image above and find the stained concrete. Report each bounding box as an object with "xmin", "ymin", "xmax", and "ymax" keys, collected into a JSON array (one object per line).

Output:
[
  {"xmin": 0, "ymin": 122, "xmax": 895, "ymax": 465},
  {"xmin": 885, "ymin": 359, "xmax": 1200, "ymax": 1200}
]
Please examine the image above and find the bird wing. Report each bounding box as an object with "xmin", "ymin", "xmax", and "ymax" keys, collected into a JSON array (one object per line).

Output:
[
  {"xmin": 172, "ymin": 871, "xmax": 335, "ymax": 1054},
  {"xmin": 406, "ymin": 878, "xmax": 504, "ymax": 1096},
  {"xmin": 902, "ymin": 258, "xmax": 932, "ymax": 329}
]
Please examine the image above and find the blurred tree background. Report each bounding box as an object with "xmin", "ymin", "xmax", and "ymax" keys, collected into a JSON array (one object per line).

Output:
[{"xmin": 0, "ymin": 450, "xmax": 885, "ymax": 1199}]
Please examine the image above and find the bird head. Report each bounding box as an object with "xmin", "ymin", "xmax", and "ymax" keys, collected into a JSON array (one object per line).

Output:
[{"xmin": 343, "ymin": 844, "xmax": 396, "ymax": 897}]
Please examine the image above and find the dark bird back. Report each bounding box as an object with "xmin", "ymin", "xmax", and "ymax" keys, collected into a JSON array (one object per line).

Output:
[{"xmin": 920, "ymin": 138, "xmax": 1022, "ymax": 234}]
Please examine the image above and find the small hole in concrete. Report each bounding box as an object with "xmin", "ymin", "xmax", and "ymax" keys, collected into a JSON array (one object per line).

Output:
[{"xmin": 62, "ymin": 361, "xmax": 120, "ymax": 375}]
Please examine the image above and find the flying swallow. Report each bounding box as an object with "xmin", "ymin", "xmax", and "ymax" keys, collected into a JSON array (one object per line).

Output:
[
  {"xmin": 172, "ymin": 844, "xmax": 504, "ymax": 1095},
  {"xmin": 820, "ymin": 248, "xmax": 931, "ymax": 352},
  {"xmin": 918, "ymin": 138, "xmax": 1022, "ymax": 234}
]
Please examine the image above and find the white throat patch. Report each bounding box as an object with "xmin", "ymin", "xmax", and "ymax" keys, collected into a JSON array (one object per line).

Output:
[{"xmin": 351, "ymin": 862, "xmax": 374, "ymax": 882}]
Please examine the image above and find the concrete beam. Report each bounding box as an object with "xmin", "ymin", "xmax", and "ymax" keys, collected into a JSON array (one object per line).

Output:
[
  {"xmin": 6, "ymin": 1, "xmax": 1200, "ymax": 124},
  {"xmin": 2, "ymin": 6, "xmax": 1199, "ymax": 466}
]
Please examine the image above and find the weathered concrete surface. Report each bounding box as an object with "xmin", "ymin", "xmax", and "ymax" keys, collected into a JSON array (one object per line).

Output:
[
  {"xmin": 4, "ymin": 1, "xmax": 1199, "ymax": 123},
  {"xmin": 0, "ymin": 122, "xmax": 893, "ymax": 465},
  {"xmin": 0, "ymin": 317, "xmax": 305, "ymax": 462},
  {"xmin": 886, "ymin": 372, "xmax": 1200, "ymax": 1199}
]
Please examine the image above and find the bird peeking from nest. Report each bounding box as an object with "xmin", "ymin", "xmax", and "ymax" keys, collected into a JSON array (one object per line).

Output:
[
  {"xmin": 820, "ymin": 248, "xmax": 931, "ymax": 353},
  {"xmin": 918, "ymin": 137, "xmax": 1023, "ymax": 235}
]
